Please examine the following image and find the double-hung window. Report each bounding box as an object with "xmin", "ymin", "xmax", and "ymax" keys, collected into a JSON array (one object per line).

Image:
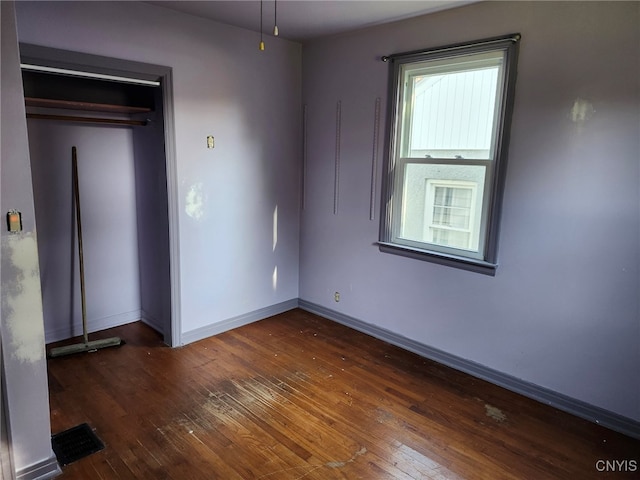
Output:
[{"xmin": 379, "ymin": 34, "xmax": 520, "ymax": 275}]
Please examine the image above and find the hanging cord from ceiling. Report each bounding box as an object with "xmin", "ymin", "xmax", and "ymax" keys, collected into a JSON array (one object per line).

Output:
[
  {"xmin": 259, "ymin": 0, "xmax": 265, "ymax": 51},
  {"xmin": 273, "ymin": 0, "xmax": 279, "ymax": 36},
  {"xmin": 259, "ymin": 0, "xmax": 280, "ymax": 51}
]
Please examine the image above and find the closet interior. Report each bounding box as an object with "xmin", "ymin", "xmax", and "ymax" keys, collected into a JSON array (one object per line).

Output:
[{"xmin": 23, "ymin": 66, "xmax": 172, "ymax": 346}]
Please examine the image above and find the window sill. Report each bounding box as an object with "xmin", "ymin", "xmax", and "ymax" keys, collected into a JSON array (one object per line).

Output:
[{"xmin": 376, "ymin": 242, "xmax": 497, "ymax": 276}]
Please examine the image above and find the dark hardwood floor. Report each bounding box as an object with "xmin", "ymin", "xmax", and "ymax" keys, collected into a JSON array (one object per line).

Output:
[{"xmin": 46, "ymin": 309, "xmax": 639, "ymax": 479}]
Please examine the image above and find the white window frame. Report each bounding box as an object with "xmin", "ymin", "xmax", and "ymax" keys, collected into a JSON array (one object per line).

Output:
[
  {"xmin": 424, "ymin": 180, "xmax": 479, "ymax": 251},
  {"xmin": 379, "ymin": 34, "xmax": 520, "ymax": 275}
]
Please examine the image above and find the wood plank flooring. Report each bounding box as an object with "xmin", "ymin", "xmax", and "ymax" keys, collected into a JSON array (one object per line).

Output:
[{"xmin": 46, "ymin": 309, "xmax": 639, "ymax": 479}]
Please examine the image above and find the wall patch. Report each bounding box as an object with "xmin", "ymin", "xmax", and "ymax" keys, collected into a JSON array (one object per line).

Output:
[
  {"xmin": 1, "ymin": 233, "xmax": 46, "ymax": 364},
  {"xmin": 570, "ymin": 98, "xmax": 595, "ymax": 125},
  {"xmin": 185, "ymin": 182, "xmax": 206, "ymax": 221}
]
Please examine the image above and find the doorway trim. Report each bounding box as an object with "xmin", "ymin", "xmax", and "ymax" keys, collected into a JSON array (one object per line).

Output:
[{"xmin": 19, "ymin": 44, "xmax": 182, "ymax": 347}]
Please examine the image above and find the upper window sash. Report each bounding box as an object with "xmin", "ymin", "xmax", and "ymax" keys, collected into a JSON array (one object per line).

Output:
[
  {"xmin": 398, "ymin": 51, "xmax": 506, "ymax": 161},
  {"xmin": 386, "ymin": 34, "xmax": 520, "ymax": 164}
]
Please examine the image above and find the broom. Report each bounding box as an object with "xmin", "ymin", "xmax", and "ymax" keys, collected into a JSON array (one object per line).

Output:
[{"xmin": 49, "ymin": 147, "xmax": 123, "ymax": 358}]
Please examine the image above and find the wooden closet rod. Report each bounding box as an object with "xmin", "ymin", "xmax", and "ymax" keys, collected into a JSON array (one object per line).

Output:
[{"xmin": 26, "ymin": 113, "xmax": 147, "ymax": 127}]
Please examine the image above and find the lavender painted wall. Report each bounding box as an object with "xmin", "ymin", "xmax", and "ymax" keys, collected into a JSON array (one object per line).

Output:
[
  {"xmin": 300, "ymin": 1, "xmax": 640, "ymax": 421},
  {"xmin": 1, "ymin": 2, "xmax": 59, "ymax": 477},
  {"xmin": 15, "ymin": 1, "xmax": 302, "ymax": 339},
  {"xmin": 28, "ymin": 119, "xmax": 143, "ymax": 343},
  {"xmin": 5, "ymin": 6, "xmax": 636, "ymax": 473},
  {"xmin": 132, "ymin": 105, "xmax": 172, "ymax": 340}
]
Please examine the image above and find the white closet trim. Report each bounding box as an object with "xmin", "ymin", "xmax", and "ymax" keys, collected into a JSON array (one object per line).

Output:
[{"xmin": 20, "ymin": 63, "xmax": 160, "ymax": 86}]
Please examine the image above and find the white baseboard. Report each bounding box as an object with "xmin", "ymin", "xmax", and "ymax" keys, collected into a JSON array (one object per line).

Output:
[{"xmin": 44, "ymin": 310, "xmax": 142, "ymax": 344}]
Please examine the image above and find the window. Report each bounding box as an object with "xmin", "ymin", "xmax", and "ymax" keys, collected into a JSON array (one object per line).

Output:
[
  {"xmin": 425, "ymin": 180, "xmax": 478, "ymax": 250},
  {"xmin": 379, "ymin": 34, "xmax": 520, "ymax": 275}
]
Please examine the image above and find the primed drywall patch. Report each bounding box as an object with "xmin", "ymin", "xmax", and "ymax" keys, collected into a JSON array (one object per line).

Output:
[
  {"xmin": 570, "ymin": 98, "xmax": 595, "ymax": 124},
  {"xmin": 485, "ymin": 404, "xmax": 507, "ymax": 423},
  {"xmin": 185, "ymin": 182, "xmax": 206, "ymax": 220},
  {"xmin": 1, "ymin": 233, "xmax": 46, "ymax": 363}
]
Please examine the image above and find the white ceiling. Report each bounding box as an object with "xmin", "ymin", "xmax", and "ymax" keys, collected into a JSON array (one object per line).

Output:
[{"xmin": 147, "ymin": 1, "xmax": 475, "ymax": 43}]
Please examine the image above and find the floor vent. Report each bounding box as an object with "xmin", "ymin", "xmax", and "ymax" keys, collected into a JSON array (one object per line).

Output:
[{"xmin": 51, "ymin": 423, "xmax": 104, "ymax": 466}]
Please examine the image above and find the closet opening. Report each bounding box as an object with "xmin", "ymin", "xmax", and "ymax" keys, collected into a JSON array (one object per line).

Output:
[{"xmin": 20, "ymin": 44, "xmax": 180, "ymax": 348}]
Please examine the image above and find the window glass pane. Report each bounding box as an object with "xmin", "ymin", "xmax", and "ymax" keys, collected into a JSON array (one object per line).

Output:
[
  {"xmin": 400, "ymin": 51, "xmax": 504, "ymax": 160},
  {"xmin": 431, "ymin": 228, "xmax": 470, "ymax": 250},
  {"xmin": 432, "ymin": 204, "xmax": 471, "ymax": 229},
  {"xmin": 398, "ymin": 163, "xmax": 486, "ymax": 252},
  {"xmin": 434, "ymin": 186, "xmax": 473, "ymax": 209}
]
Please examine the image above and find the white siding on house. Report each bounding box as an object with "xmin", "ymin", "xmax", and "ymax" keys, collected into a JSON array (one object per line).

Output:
[{"xmin": 407, "ymin": 54, "xmax": 501, "ymax": 159}]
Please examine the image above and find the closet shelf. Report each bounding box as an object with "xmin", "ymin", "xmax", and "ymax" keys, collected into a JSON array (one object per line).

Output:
[
  {"xmin": 25, "ymin": 97, "xmax": 152, "ymax": 114},
  {"xmin": 26, "ymin": 113, "xmax": 147, "ymax": 127}
]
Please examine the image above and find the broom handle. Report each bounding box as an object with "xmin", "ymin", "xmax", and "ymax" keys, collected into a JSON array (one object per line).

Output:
[{"xmin": 72, "ymin": 146, "xmax": 89, "ymax": 345}]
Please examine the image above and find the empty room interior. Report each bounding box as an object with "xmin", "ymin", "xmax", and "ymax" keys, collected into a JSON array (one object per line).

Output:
[{"xmin": 1, "ymin": 1, "xmax": 639, "ymax": 479}]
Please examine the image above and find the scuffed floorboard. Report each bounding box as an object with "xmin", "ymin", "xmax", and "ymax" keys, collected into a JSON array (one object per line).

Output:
[{"xmin": 47, "ymin": 309, "xmax": 639, "ymax": 479}]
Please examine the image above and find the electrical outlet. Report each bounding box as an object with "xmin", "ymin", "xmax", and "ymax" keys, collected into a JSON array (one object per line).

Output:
[{"xmin": 334, "ymin": 292, "xmax": 340, "ymax": 302}]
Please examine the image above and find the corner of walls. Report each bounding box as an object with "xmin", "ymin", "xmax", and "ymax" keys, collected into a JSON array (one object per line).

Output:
[
  {"xmin": 181, "ymin": 299, "xmax": 299, "ymax": 345},
  {"xmin": 14, "ymin": 0, "xmax": 304, "ymax": 344},
  {"xmin": 299, "ymin": 0, "xmax": 639, "ymax": 423}
]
